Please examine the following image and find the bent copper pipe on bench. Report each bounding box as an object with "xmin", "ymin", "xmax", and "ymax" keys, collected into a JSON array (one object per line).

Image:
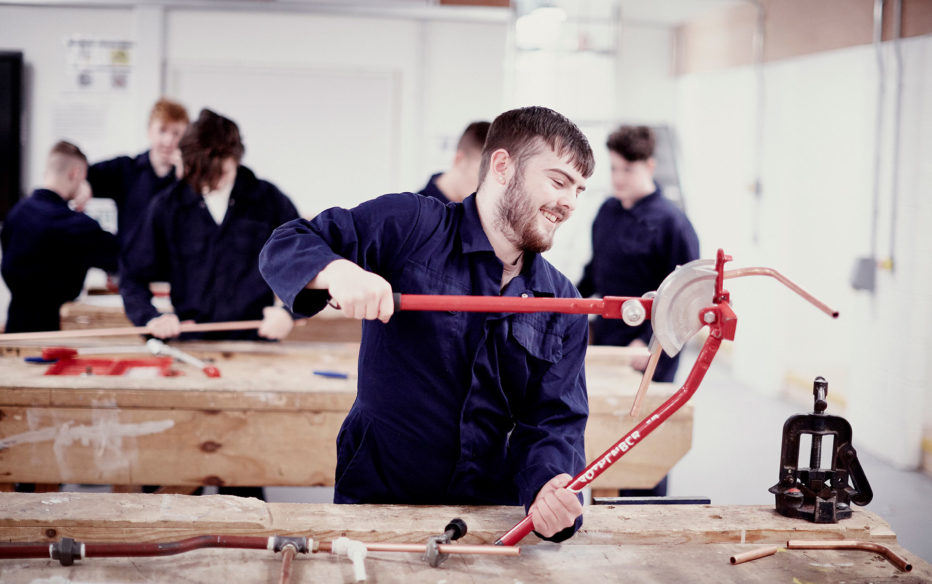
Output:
[{"xmin": 786, "ymin": 540, "xmax": 912, "ymax": 572}]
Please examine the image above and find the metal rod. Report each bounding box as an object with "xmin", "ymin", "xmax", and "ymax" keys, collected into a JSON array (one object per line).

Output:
[
  {"xmin": 730, "ymin": 545, "xmax": 779, "ymax": 565},
  {"xmin": 786, "ymin": 540, "xmax": 912, "ymax": 572},
  {"xmin": 0, "ymin": 320, "xmax": 265, "ymax": 342},
  {"xmin": 317, "ymin": 541, "xmax": 519, "ymax": 556},
  {"xmin": 723, "ymin": 268, "xmax": 839, "ymax": 318}
]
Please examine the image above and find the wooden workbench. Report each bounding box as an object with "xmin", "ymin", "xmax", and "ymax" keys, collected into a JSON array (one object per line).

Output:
[
  {"xmin": 1, "ymin": 492, "xmax": 928, "ymax": 583},
  {"xmin": 0, "ymin": 340, "xmax": 691, "ymax": 492}
]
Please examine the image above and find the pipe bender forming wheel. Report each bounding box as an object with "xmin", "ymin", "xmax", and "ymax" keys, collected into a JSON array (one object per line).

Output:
[{"xmin": 394, "ymin": 249, "xmax": 839, "ymax": 546}]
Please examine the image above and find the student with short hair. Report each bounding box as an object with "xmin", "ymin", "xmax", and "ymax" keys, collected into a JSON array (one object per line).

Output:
[
  {"xmin": 418, "ymin": 121, "xmax": 491, "ymax": 203},
  {"xmin": 2, "ymin": 141, "xmax": 119, "ymax": 332},
  {"xmin": 260, "ymin": 106, "xmax": 594, "ymax": 541}
]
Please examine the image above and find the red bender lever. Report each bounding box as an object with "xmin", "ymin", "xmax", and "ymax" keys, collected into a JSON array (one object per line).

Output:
[{"xmin": 392, "ymin": 294, "xmax": 651, "ymax": 320}]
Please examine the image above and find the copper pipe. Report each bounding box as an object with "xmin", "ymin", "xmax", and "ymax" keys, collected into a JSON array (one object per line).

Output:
[
  {"xmin": 317, "ymin": 541, "xmax": 519, "ymax": 556},
  {"xmin": 724, "ymin": 267, "xmax": 839, "ymax": 318},
  {"xmin": 84, "ymin": 535, "xmax": 268, "ymax": 558},
  {"xmin": 730, "ymin": 545, "xmax": 779, "ymax": 565},
  {"xmin": 279, "ymin": 545, "xmax": 297, "ymax": 584},
  {"xmin": 629, "ymin": 344, "xmax": 662, "ymax": 417},
  {"xmin": 0, "ymin": 542, "xmax": 50, "ymax": 560},
  {"xmin": 786, "ymin": 540, "xmax": 912, "ymax": 572}
]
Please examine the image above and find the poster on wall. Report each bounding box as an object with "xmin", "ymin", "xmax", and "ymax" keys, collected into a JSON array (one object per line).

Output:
[{"xmin": 64, "ymin": 36, "xmax": 134, "ymax": 93}]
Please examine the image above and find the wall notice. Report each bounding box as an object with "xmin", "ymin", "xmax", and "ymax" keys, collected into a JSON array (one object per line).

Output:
[{"xmin": 65, "ymin": 36, "xmax": 134, "ymax": 93}]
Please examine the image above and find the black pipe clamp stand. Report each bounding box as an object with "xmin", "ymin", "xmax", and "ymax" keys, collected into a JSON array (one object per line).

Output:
[{"xmin": 768, "ymin": 376, "xmax": 873, "ymax": 523}]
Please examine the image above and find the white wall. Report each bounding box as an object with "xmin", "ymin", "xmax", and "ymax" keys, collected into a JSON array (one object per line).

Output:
[
  {"xmin": 0, "ymin": 5, "xmax": 508, "ymax": 217},
  {"xmin": 545, "ymin": 23, "xmax": 677, "ymax": 284},
  {"xmin": 675, "ymin": 36, "xmax": 932, "ymax": 468},
  {"xmin": 0, "ymin": 6, "xmax": 139, "ymax": 192}
]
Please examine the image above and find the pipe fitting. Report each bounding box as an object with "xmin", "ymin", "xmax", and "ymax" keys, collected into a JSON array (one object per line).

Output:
[{"xmin": 332, "ymin": 537, "xmax": 368, "ymax": 582}]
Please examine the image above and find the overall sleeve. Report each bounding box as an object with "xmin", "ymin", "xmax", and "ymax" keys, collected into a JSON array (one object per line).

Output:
[
  {"xmin": 665, "ymin": 215, "xmax": 700, "ymax": 275},
  {"xmin": 510, "ymin": 312, "xmax": 590, "ymax": 542},
  {"xmin": 87, "ymin": 158, "xmax": 129, "ymax": 203},
  {"xmin": 74, "ymin": 216, "xmax": 119, "ymax": 273},
  {"xmin": 259, "ymin": 194, "xmax": 422, "ymax": 318},
  {"xmin": 118, "ymin": 200, "xmax": 168, "ymax": 326},
  {"xmin": 576, "ymin": 259, "xmax": 596, "ymax": 297}
]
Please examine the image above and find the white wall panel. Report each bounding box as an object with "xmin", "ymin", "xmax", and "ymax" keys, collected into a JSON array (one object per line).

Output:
[{"xmin": 675, "ymin": 36, "xmax": 932, "ymax": 468}]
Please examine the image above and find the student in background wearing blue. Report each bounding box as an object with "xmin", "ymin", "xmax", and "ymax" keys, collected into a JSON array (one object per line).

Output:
[
  {"xmin": 418, "ymin": 121, "xmax": 490, "ymax": 204},
  {"xmin": 87, "ymin": 98, "xmax": 189, "ymax": 249},
  {"xmin": 577, "ymin": 125, "xmax": 700, "ymax": 497},
  {"xmin": 2, "ymin": 141, "xmax": 119, "ymax": 333},
  {"xmin": 119, "ymin": 108, "xmax": 299, "ymax": 343}
]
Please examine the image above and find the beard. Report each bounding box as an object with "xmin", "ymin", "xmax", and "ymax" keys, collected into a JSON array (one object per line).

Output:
[{"xmin": 495, "ymin": 171, "xmax": 566, "ymax": 254}]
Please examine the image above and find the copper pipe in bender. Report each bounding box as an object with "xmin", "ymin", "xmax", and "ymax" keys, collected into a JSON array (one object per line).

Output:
[
  {"xmin": 317, "ymin": 541, "xmax": 519, "ymax": 557},
  {"xmin": 786, "ymin": 540, "xmax": 912, "ymax": 572},
  {"xmin": 724, "ymin": 268, "xmax": 839, "ymax": 318},
  {"xmin": 730, "ymin": 545, "xmax": 779, "ymax": 565},
  {"xmin": 629, "ymin": 343, "xmax": 662, "ymax": 417}
]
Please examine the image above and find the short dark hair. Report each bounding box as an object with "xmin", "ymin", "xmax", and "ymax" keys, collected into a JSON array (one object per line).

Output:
[
  {"xmin": 456, "ymin": 121, "xmax": 490, "ymax": 155},
  {"xmin": 180, "ymin": 109, "xmax": 245, "ymax": 193},
  {"xmin": 606, "ymin": 125, "xmax": 655, "ymax": 162},
  {"xmin": 479, "ymin": 106, "xmax": 595, "ymax": 182},
  {"xmin": 49, "ymin": 140, "xmax": 88, "ymax": 165}
]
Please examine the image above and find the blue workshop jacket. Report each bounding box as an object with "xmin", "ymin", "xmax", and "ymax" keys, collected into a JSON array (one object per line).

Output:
[
  {"xmin": 1, "ymin": 189, "xmax": 119, "ymax": 333},
  {"xmin": 119, "ymin": 165, "xmax": 299, "ymax": 339},
  {"xmin": 577, "ymin": 186, "xmax": 699, "ymax": 382},
  {"xmin": 87, "ymin": 151, "xmax": 179, "ymax": 247},
  {"xmin": 259, "ymin": 193, "xmax": 588, "ymax": 540}
]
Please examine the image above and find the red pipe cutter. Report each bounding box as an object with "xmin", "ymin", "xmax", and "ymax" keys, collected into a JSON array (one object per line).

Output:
[{"xmin": 392, "ymin": 249, "xmax": 839, "ymax": 546}]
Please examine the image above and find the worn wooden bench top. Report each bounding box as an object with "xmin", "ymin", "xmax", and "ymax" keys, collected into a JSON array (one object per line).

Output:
[{"xmin": 0, "ymin": 493, "xmax": 928, "ymax": 583}]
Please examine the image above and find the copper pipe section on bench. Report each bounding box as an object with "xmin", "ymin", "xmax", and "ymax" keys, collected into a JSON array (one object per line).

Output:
[
  {"xmin": 724, "ymin": 268, "xmax": 839, "ymax": 318},
  {"xmin": 279, "ymin": 545, "xmax": 297, "ymax": 584},
  {"xmin": 730, "ymin": 545, "xmax": 779, "ymax": 565},
  {"xmin": 317, "ymin": 541, "xmax": 520, "ymax": 557},
  {"xmin": 786, "ymin": 540, "xmax": 912, "ymax": 572},
  {"xmin": 86, "ymin": 535, "xmax": 269, "ymax": 557}
]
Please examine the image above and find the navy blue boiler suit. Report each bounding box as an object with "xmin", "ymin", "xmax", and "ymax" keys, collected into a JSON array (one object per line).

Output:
[
  {"xmin": 1, "ymin": 189, "xmax": 119, "ymax": 332},
  {"xmin": 87, "ymin": 151, "xmax": 179, "ymax": 247},
  {"xmin": 577, "ymin": 186, "xmax": 699, "ymax": 382},
  {"xmin": 417, "ymin": 172, "xmax": 450, "ymax": 203},
  {"xmin": 119, "ymin": 166, "xmax": 299, "ymax": 340},
  {"xmin": 259, "ymin": 193, "xmax": 588, "ymax": 540}
]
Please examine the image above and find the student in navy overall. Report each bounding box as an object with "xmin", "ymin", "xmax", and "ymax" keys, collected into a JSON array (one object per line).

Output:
[
  {"xmin": 87, "ymin": 98, "xmax": 189, "ymax": 249},
  {"xmin": 2, "ymin": 141, "xmax": 119, "ymax": 333},
  {"xmin": 578, "ymin": 126, "xmax": 700, "ymax": 496},
  {"xmin": 417, "ymin": 121, "xmax": 490, "ymax": 204},
  {"xmin": 119, "ymin": 108, "xmax": 300, "ymax": 342},
  {"xmin": 260, "ymin": 107, "xmax": 593, "ymax": 542}
]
